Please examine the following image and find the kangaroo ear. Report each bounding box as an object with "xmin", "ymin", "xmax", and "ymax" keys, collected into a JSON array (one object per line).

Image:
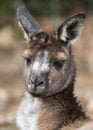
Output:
[
  {"xmin": 17, "ymin": 7, "xmax": 43, "ymax": 42},
  {"xmin": 57, "ymin": 13, "xmax": 86, "ymax": 44}
]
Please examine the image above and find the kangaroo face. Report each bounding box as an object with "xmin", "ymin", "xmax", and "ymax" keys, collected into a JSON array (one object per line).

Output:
[{"xmin": 23, "ymin": 33, "xmax": 71, "ymax": 97}]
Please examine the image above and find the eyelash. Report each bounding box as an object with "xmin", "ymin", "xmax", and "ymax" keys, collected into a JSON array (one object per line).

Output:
[
  {"xmin": 25, "ymin": 57, "xmax": 31, "ymax": 66},
  {"xmin": 54, "ymin": 60, "xmax": 65, "ymax": 70}
]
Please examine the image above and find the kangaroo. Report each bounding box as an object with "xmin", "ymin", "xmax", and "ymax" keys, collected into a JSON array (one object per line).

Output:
[{"xmin": 16, "ymin": 7, "xmax": 93, "ymax": 130}]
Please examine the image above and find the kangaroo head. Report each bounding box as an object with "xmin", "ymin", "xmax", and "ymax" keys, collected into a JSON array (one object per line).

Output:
[{"xmin": 17, "ymin": 7, "xmax": 86, "ymax": 97}]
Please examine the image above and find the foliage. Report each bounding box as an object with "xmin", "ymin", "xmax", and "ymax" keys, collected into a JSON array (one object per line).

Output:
[{"xmin": 0, "ymin": 0, "xmax": 89, "ymax": 19}]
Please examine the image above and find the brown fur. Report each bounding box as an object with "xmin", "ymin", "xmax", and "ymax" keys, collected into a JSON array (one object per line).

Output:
[{"xmin": 38, "ymin": 93, "xmax": 88, "ymax": 130}]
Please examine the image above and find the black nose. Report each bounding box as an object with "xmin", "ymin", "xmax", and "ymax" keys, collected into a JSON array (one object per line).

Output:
[{"xmin": 30, "ymin": 77, "xmax": 44, "ymax": 88}]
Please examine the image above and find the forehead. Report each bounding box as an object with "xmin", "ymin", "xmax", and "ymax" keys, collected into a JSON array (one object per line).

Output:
[
  {"xmin": 23, "ymin": 45, "xmax": 67, "ymax": 60},
  {"xmin": 23, "ymin": 34, "xmax": 68, "ymax": 59}
]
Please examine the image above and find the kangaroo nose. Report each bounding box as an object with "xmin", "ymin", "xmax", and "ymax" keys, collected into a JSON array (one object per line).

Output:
[{"xmin": 30, "ymin": 76, "xmax": 44, "ymax": 88}]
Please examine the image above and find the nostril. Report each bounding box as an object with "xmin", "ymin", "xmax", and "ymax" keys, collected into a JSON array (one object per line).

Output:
[
  {"xmin": 30, "ymin": 80, "xmax": 34, "ymax": 84},
  {"xmin": 37, "ymin": 81, "xmax": 44, "ymax": 86},
  {"xmin": 30, "ymin": 79, "xmax": 44, "ymax": 87}
]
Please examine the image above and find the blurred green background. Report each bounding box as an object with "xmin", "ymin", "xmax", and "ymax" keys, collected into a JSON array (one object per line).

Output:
[
  {"xmin": 0, "ymin": 0, "xmax": 88, "ymax": 17},
  {"xmin": 0, "ymin": 1, "xmax": 93, "ymax": 130}
]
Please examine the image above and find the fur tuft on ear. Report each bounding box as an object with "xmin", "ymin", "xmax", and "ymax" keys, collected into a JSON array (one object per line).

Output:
[
  {"xmin": 17, "ymin": 6, "xmax": 43, "ymax": 42},
  {"xmin": 57, "ymin": 13, "xmax": 86, "ymax": 44}
]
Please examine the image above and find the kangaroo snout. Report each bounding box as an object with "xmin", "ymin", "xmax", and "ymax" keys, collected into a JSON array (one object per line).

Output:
[
  {"xmin": 28, "ymin": 74, "xmax": 47, "ymax": 95},
  {"xmin": 30, "ymin": 76, "xmax": 45, "ymax": 88}
]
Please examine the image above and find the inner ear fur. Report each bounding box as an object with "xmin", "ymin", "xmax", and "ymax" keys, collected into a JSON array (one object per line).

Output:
[{"xmin": 57, "ymin": 12, "xmax": 86, "ymax": 44}]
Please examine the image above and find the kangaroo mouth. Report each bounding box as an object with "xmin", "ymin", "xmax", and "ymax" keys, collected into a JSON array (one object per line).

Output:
[{"xmin": 27, "ymin": 83, "xmax": 47, "ymax": 96}]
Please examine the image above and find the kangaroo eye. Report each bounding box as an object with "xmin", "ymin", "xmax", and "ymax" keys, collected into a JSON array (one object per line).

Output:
[
  {"xmin": 25, "ymin": 57, "xmax": 31, "ymax": 66},
  {"xmin": 54, "ymin": 60, "xmax": 65, "ymax": 70}
]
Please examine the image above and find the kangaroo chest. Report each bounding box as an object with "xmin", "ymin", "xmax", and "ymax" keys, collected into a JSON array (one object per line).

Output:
[{"xmin": 16, "ymin": 93, "xmax": 42, "ymax": 130}]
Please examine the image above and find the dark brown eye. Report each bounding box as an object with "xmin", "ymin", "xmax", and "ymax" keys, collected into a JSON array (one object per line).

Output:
[
  {"xmin": 54, "ymin": 60, "xmax": 65, "ymax": 70},
  {"xmin": 25, "ymin": 57, "xmax": 31, "ymax": 66}
]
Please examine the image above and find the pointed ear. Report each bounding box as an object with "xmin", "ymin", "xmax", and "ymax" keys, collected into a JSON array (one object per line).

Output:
[
  {"xmin": 17, "ymin": 6, "xmax": 43, "ymax": 42},
  {"xmin": 57, "ymin": 13, "xmax": 86, "ymax": 44}
]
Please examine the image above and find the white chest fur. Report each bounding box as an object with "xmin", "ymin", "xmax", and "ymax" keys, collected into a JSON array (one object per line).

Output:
[{"xmin": 16, "ymin": 92, "xmax": 42, "ymax": 130}]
